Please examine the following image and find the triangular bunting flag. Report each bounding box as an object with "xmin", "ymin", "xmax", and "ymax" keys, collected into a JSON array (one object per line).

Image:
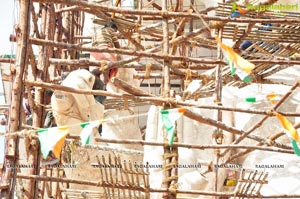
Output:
[
  {"xmin": 161, "ymin": 108, "xmax": 186, "ymax": 145},
  {"xmin": 37, "ymin": 127, "xmax": 69, "ymax": 159},
  {"xmin": 215, "ymin": 36, "xmax": 255, "ymax": 82},
  {"xmin": 80, "ymin": 120, "xmax": 101, "ymax": 146},
  {"xmin": 266, "ymin": 93, "xmax": 281, "ymax": 105},
  {"xmin": 245, "ymin": 93, "xmax": 280, "ymax": 105},
  {"xmin": 275, "ymin": 113, "xmax": 300, "ymax": 156}
]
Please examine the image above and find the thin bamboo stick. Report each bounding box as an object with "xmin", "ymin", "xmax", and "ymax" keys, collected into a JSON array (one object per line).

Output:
[
  {"xmin": 0, "ymin": 58, "xmax": 15, "ymax": 63},
  {"xmin": 111, "ymin": 77, "xmax": 154, "ymax": 97},
  {"xmin": 213, "ymin": 21, "xmax": 223, "ymax": 198},
  {"xmin": 55, "ymin": 5, "xmax": 79, "ymax": 13}
]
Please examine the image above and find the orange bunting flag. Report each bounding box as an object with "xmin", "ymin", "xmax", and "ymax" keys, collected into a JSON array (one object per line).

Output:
[
  {"xmin": 38, "ymin": 127, "xmax": 69, "ymax": 159},
  {"xmin": 215, "ymin": 36, "xmax": 255, "ymax": 82},
  {"xmin": 275, "ymin": 113, "xmax": 300, "ymax": 156}
]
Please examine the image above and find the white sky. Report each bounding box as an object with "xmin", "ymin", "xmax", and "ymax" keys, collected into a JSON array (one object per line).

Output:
[{"xmin": 0, "ymin": 1, "xmax": 17, "ymax": 55}]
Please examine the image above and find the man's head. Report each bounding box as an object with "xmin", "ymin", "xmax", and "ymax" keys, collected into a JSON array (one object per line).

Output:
[
  {"xmin": 104, "ymin": 21, "xmax": 118, "ymax": 31},
  {"xmin": 44, "ymin": 89, "xmax": 54, "ymax": 105}
]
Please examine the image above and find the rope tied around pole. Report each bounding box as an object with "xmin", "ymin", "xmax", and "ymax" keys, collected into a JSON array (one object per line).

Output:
[{"xmin": 100, "ymin": 60, "xmax": 108, "ymax": 72}]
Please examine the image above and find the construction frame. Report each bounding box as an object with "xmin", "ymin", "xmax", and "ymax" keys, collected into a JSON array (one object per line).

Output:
[{"xmin": 1, "ymin": 0, "xmax": 300, "ymax": 198}]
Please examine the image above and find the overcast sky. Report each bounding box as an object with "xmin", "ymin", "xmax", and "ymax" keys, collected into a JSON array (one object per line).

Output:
[{"xmin": 0, "ymin": 1, "xmax": 17, "ymax": 56}]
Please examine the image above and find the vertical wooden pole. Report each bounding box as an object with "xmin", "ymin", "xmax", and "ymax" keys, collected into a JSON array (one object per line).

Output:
[
  {"xmin": 26, "ymin": 4, "xmax": 55, "ymax": 199},
  {"xmin": 162, "ymin": 0, "xmax": 170, "ymax": 98},
  {"xmin": 0, "ymin": 0, "xmax": 31, "ymax": 198},
  {"xmin": 213, "ymin": 22, "xmax": 224, "ymax": 199},
  {"xmin": 161, "ymin": 1, "xmax": 177, "ymax": 199},
  {"xmin": 54, "ymin": 4, "xmax": 63, "ymax": 76},
  {"xmin": 137, "ymin": 0, "xmax": 143, "ymax": 50}
]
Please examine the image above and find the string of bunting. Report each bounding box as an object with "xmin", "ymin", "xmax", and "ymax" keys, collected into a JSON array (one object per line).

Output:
[
  {"xmin": 36, "ymin": 112, "xmax": 148, "ymax": 159},
  {"xmin": 245, "ymin": 93, "xmax": 281, "ymax": 104},
  {"xmin": 37, "ymin": 120, "xmax": 105, "ymax": 159},
  {"xmin": 192, "ymin": 5, "xmax": 256, "ymax": 82},
  {"xmin": 31, "ymin": 106, "xmax": 300, "ymax": 159},
  {"xmin": 35, "ymin": 107, "xmax": 188, "ymax": 160}
]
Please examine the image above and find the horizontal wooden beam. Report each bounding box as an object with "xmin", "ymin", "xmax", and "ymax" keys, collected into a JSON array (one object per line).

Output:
[{"xmin": 33, "ymin": 0, "xmax": 300, "ymax": 24}]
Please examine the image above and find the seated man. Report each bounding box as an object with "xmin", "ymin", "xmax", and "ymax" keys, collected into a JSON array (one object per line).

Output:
[
  {"xmin": 43, "ymin": 89, "xmax": 56, "ymax": 128},
  {"xmin": 90, "ymin": 68, "xmax": 106, "ymax": 105},
  {"xmin": 51, "ymin": 69, "xmax": 104, "ymax": 138}
]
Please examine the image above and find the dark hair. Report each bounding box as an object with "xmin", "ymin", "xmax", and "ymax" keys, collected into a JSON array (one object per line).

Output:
[
  {"xmin": 45, "ymin": 89, "xmax": 54, "ymax": 96},
  {"xmin": 104, "ymin": 21, "xmax": 118, "ymax": 31}
]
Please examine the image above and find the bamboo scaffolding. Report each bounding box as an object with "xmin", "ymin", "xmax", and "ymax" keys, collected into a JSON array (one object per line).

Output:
[
  {"xmin": 23, "ymin": 80, "xmax": 300, "ymax": 118},
  {"xmin": 15, "ymin": 173, "xmax": 300, "ymax": 198},
  {"xmin": 5, "ymin": 55, "xmax": 300, "ymax": 66},
  {"xmin": 1, "ymin": 131, "xmax": 295, "ymax": 155},
  {"xmin": 32, "ymin": 0, "xmax": 300, "ymax": 24},
  {"xmin": 221, "ymin": 128, "xmax": 293, "ymax": 165},
  {"xmin": 27, "ymin": 38, "xmax": 300, "ymax": 73},
  {"xmin": 30, "ymin": 37, "xmax": 225, "ymax": 64},
  {"xmin": 5, "ymin": 0, "xmax": 300, "ymax": 198},
  {"xmin": 220, "ymin": 81, "xmax": 300, "ymax": 158}
]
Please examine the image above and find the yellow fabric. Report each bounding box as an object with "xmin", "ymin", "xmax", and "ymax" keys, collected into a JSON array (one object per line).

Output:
[
  {"xmin": 215, "ymin": 36, "xmax": 255, "ymax": 74},
  {"xmin": 276, "ymin": 113, "xmax": 300, "ymax": 142}
]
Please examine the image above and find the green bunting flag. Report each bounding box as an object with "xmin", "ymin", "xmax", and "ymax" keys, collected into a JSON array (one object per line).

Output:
[
  {"xmin": 80, "ymin": 120, "xmax": 101, "ymax": 146},
  {"xmin": 292, "ymin": 140, "xmax": 300, "ymax": 156},
  {"xmin": 245, "ymin": 93, "xmax": 280, "ymax": 105},
  {"xmin": 37, "ymin": 127, "xmax": 69, "ymax": 159},
  {"xmin": 161, "ymin": 108, "xmax": 186, "ymax": 145}
]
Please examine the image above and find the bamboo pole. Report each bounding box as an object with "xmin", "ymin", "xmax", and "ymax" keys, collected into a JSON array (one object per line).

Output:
[
  {"xmin": 55, "ymin": 5, "xmax": 79, "ymax": 13},
  {"xmin": 30, "ymin": 37, "xmax": 225, "ymax": 64},
  {"xmin": 16, "ymin": 173, "xmax": 300, "ymax": 198},
  {"xmin": 6, "ymin": 55, "xmax": 300, "ymax": 66},
  {"xmin": 25, "ymin": 3, "xmax": 44, "ymax": 199},
  {"xmin": 213, "ymin": 22, "xmax": 223, "ymax": 199},
  {"xmin": 48, "ymin": 57, "xmax": 196, "ymax": 78},
  {"xmin": 160, "ymin": 0, "xmax": 176, "ymax": 198},
  {"xmin": 32, "ymin": 0, "xmax": 300, "ymax": 24},
  {"xmin": 53, "ymin": 4, "xmax": 63, "ymax": 76},
  {"xmin": 2, "ymin": 131, "xmax": 295, "ymax": 155},
  {"xmin": 111, "ymin": 77, "xmax": 154, "ymax": 97},
  {"xmin": 90, "ymin": 137, "xmax": 294, "ymax": 154},
  {"xmin": 0, "ymin": 0, "xmax": 31, "ymax": 198},
  {"xmin": 29, "ymin": 37, "xmax": 300, "ymax": 66},
  {"xmin": 0, "ymin": 58, "xmax": 15, "ymax": 64},
  {"xmin": 23, "ymin": 80, "xmax": 300, "ymax": 118},
  {"xmin": 30, "ymin": 2, "xmax": 40, "ymax": 39}
]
